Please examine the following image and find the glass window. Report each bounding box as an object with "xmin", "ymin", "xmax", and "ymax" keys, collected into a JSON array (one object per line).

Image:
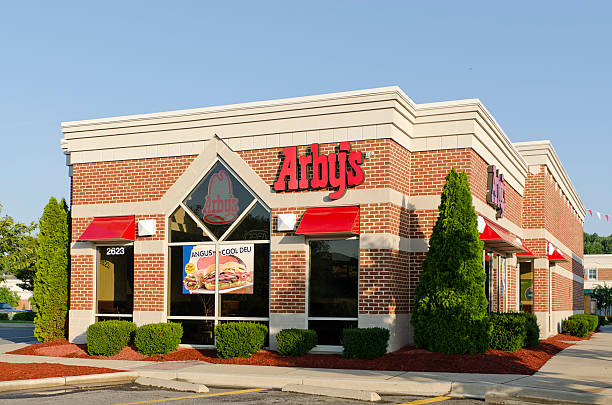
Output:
[
  {"xmin": 96, "ymin": 245, "xmax": 134, "ymax": 315},
  {"xmin": 174, "ymin": 320, "xmax": 215, "ymax": 345},
  {"xmin": 169, "ymin": 206, "xmax": 211, "ymax": 243},
  {"xmin": 225, "ymin": 203, "xmax": 270, "ymax": 241},
  {"xmin": 308, "ymin": 320, "xmax": 358, "ymax": 346},
  {"xmin": 589, "ymin": 269, "xmax": 598, "ymax": 280},
  {"xmin": 183, "ymin": 161, "xmax": 255, "ymax": 239},
  {"xmin": 220, "ymin": 243, "xmax": 270, "ymax": 317},
  {"xmin": 519, "ymin": 261, "xmax": 533, "ymax": 313},
  {"xmin": 168, "ymin": 246, "xmax": 215, "ymax": 317},
  {"xmin": 309, "ymin": 240, "xmax": 359, "ymax": 318}
]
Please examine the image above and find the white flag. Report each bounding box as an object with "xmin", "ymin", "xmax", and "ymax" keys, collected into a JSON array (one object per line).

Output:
[{"xmin": 597, "ymin": 212, "xmax": 602, "ymax": 219}]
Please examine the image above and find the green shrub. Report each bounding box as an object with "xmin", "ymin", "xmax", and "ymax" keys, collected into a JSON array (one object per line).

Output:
[
  {"xmin": 502, "ymin": 312, "xmax": 540, "ymax": 347},
  {"xmin": 563, "ymin": 318, "xmax": 589, "ymax": 337},
  {"xmin": 276, "ymin": 329, "xmax": 317, "ymax": 356},
  {"xmin": 13, "ymin": 311, "xmax": 36, "ymax": 321},
  {"xmin": 134, "ymin": 322, "xmax": 183, "ymax": 355},
  {"xmin": 33, "ymin": 197, "xmax": 69, "ymax": 342},
  {"xmin": 0, "ymin": 314, "xmax": 8, "ymax": 321},
  {"xmin": 341, "ymin": 328, "xmax": 390, "ymax": 359},
  {"xmin": 489, "ymin": 313, "xmax": 527, "ymax": 351},
  {"xmin": 215, "ymin": 322, "xmax": 268, "ymax": 359},
  {"xmin": 568, "ymin": 314, "xmax": 598, "ymax": 332},
  {"xmin": 86, "ymin": 320, "xmax": 137, "ymax": 356},
  {"xmin": 411, "ymin": 169, "xmax": 490, "ymax": 354}
]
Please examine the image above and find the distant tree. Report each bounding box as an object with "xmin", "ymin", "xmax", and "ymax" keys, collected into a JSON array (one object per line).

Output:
[
  {"xmin": 0, "ymin": 205, "xmax": 36, "ymax": 283},
  {"xmin": 584, "ymin": 232, "xmax": 612, "ymax": 254},
  {"xmin": 411, "ymin": 168, "xmax": 490, "ymax": 354},
  {"xmin": 33, "ymin": 197, "xmax": 69, "ymax": 342},
  {"xmin": 591, "ymin": 283, "xmax": 612, "ymax": 316},
  {"xmin": 0, "ymin": 287, "xmax": 19, "ymax": 307}
]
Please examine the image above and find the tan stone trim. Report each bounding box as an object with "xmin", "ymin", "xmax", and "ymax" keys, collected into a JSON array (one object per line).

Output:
[
  {"xmin": 514, "ymin": 141, "xmax": 585, "ymax": 219},
  {"xmin": 551, "ymin": 263, "xmax": 584, "ymax": 284},
  {"xmin": 70, "ymin": 241, "xmax": 94, "ymax": 256},
  {"xmin": 522, "ymin": 228, "xmax": 583, "ymax": 265},
  {"xmin": 271, "ymin": 236, "xmax": 307, "ymax": 251},
  {"xmin": 360, "ymin": 234, "xmax": 429, "ymax": 253},
  {"xmin": 134, "ymin": 241, "xmax": 165, "ymax": 254}
]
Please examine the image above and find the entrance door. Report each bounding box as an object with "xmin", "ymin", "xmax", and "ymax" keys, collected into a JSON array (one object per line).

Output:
[
  {"xmin": 96, "ymin": 245, "xmax": 134, "ymax": 320},
  {"xmin": 519, "ymin": 261, "xmax": 534, "ymax": 313}
]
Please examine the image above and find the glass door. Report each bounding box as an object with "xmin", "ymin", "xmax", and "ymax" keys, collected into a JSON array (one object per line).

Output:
[{"xmin": 96, "ymin": 245, "xmax": 134, "ymax": 320}]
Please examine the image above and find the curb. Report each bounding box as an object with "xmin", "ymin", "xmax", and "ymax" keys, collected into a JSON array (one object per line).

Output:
[
  {"xmin": 282, "ymin": 383, "xmax": 381, "ymax": 402},
  {"xmin": 0, "ymin": 372, "xmax": 138, "ymax": 393}
]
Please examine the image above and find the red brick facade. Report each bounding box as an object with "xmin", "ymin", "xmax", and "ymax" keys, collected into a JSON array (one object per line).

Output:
[{"xmin": 68, "ymin": 135, "xmax": 584, "ymax": 339}]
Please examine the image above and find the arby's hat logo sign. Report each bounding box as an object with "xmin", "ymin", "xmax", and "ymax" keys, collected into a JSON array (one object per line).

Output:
[
  {"xmin": 273, "ymin": 142, "xmax": 365, "ymax": 199},
  {"xmin": 486, "ymin": 165, "xmax": 505, "ymax": 219},
  {"xmin": 201, "ymin": 170, "xmax": 239, "ymax": 224}
]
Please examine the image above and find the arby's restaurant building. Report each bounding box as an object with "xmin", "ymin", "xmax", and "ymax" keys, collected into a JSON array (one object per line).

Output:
[{"xmin": 61, "ymin": 87, "xmax": 586, "ymax": 352}]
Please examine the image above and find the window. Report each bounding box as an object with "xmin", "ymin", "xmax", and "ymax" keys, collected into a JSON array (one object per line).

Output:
[
  {"xmin": 519, "ymin": 261, "xmax": 534, "ymax": 313},
  {"xmin": 168, "ymin": 159, "xmax": 270, "ymax": 346},
  {"xmin": 308, "ymin": 239, "xmax": 359, "ymax": 346},
  {"xmin": 96, "ymin": 245, "xmax": 134, "ymax": 317},
  {"xmin": 588, "ymin": 268, "xmax": 597, "ymax": 280}
]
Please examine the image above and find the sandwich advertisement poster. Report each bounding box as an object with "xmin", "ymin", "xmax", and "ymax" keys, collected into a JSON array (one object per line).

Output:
[{"xmin": 182, "ymin": 244, "xmax": 254, "ymax": 294}]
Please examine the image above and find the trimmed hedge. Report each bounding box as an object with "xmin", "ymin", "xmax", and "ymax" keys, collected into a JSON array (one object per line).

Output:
[
  {"xmin": 276, "ymin": 329, "xmax": 317, "ymax": 357},
  {"xmin": 0, "ymin": 314, "xmax": 8, "ymax": 321},
  {"xmin": 489, "ymin": 314, "xmax": 527, "ymax": 351},
  {"xmin": 215, "ymin": 322, "xmax": 268, "ymax": 359},
  {"xmin": 568, "ymin": 314, "xmax": 598, "ymax": 332},
  {"xmin": 134, "ymin": 322, "xmax": 183, "ymax": 355},
  {"xmin": 341, "ymin": 327, "xmax": 390, "ymax": 359},
  {"xmin": 13, "ymin": 311, "xmax": 36, "ymax": 321},
  {"xmin": 563, "ymin": 318, "xmax": 589, "ymax": 337},
  {"xmin": 86, "ymin": 320, "xmax": 137, "ymax": 356}
]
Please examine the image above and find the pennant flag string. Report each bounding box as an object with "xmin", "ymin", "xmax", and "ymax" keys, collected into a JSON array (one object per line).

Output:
[{"xmin": 587, "ymin": 209, "xmax": 610, "ymax": 221}]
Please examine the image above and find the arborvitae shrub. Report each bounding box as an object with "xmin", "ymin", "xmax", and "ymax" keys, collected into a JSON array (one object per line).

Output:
[
  {"xmin": 411, "ymin": 168, "xmax": 490, "ymax": 354},
  {"xmin": 215, "ymin": 322, "xmax": 268, "ymax": 358},
  {"xmin": 276, "ymin": 329, "xmax": 318, "ymax": 356},
  {"xmin": 86, "ymin": 320, "xmax": 137, "ymax": 356},
  {"xmin": 33, "ymin": 197, "xmax": 69, "ymax": 342},
  {"xmin": 134, "ymin": 323, "xmax": 183, "ymax": 355}
]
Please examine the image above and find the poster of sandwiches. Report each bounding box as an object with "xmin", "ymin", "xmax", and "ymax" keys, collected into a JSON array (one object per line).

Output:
[{"xmin": 182, "ymin": 244, "xmax": 254, "ymax": 294}]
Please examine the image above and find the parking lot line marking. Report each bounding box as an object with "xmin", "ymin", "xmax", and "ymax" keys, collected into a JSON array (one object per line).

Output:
[
  {"xmin": 112, "ymin": 388, "xmax": 268, "ymax": 405},
  {"xmin": 395, "ymin": 396, "xmax": 451, "ymax": 405}
]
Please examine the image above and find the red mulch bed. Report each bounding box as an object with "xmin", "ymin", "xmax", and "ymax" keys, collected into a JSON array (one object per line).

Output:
[
  {"xmin": 547, "ymin": 331, "xmax": 594, "ymax": 341},
  {"xmin": 0, "ymin": 362, "xmax": 119, "ymax": 381},
  {"xmin": 8, "ymin": 335, "xmax": 576, "ymax": 375}
]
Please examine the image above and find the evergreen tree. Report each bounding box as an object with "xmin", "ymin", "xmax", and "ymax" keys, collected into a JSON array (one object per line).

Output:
[
  {"xmin": 33, "ymin": 197, "xmax": 69, "ymax": 341},
  {"xmin": 410, "ymin": 168, "xmax": 490, "ymax": 354}
]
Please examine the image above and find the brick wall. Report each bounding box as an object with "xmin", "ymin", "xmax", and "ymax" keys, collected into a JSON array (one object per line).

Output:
[
  {"xmin": 72, "ymin": 156, "xmax": 196, "ymax": 205},
  {"xmin": 70, "ymin": 255, "xmax": 94, "ymax": 311},
  {"xmin": 597, "ymin": 268, "xmax": 612, "ymax": 280},
  {"xmin": 359, "ymin": 249, "xmax": 410, "ymax": 314},
  {"xmin": 270, "ymin": 251, "xmax": 306, "ymax": 313},
  {"xmin": 134, "ymin": 254, "xmax": 165, "ymax": 312}
]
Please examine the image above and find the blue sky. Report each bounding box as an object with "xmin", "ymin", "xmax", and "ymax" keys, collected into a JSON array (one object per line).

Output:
[{"xmin": 0, "ymin": 1, "xmax": 610, "ymax": 235}]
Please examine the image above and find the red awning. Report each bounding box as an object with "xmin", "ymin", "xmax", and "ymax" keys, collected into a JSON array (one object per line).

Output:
[
  {"xmin": 296, "ymin": 206, "xmax": 359, "ymax": 235},
  {"xmin": 548, "ymin": 243, "xmax": 568, "ymax": 262},
  {"xmin": 79, "ymin": 216, "xmax": 135, "ymax": 241},
  {"xmin": 477, "ymin": 214, "xmax": 526, "ymax": 254},
  {"xmin": 516, "ymin": 242, "xmax": 536, "ymax": 259}
]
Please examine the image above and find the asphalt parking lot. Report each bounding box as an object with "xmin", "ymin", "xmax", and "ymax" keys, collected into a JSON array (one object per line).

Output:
[
  {"xmin": 0, "ymin": 383, "xmax": 483, "ymax": 404},
  {"xmin": 0, "ymin": 322, "xmax": 38, "ymax": 346}
]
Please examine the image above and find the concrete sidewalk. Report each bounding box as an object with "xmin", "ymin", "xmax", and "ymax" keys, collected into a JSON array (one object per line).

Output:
[{"xmin": 0, "ymin": 326, "xmax": 610, "ymax": 403}]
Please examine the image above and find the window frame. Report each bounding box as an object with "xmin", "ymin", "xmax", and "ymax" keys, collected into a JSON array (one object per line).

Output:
[
  {"xmin": 306, "ymin": 236, "xmax": 360, "ymax": 351},
  {"xmin": 165, "ymin": 157, "xmax": 271, "ymax": 348},
  {"xmin": 94, "ymin": 243, "xmax": 135, "ymax": 320}
]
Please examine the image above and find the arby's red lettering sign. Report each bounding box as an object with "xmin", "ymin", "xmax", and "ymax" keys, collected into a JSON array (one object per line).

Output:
[
  {"xmin": 273, "ymin": 142, "xmax": 365, "ymax": 199},
  {"xmin": 486, "ymin": 165, "xmax": 505, "ymax": 219}
]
